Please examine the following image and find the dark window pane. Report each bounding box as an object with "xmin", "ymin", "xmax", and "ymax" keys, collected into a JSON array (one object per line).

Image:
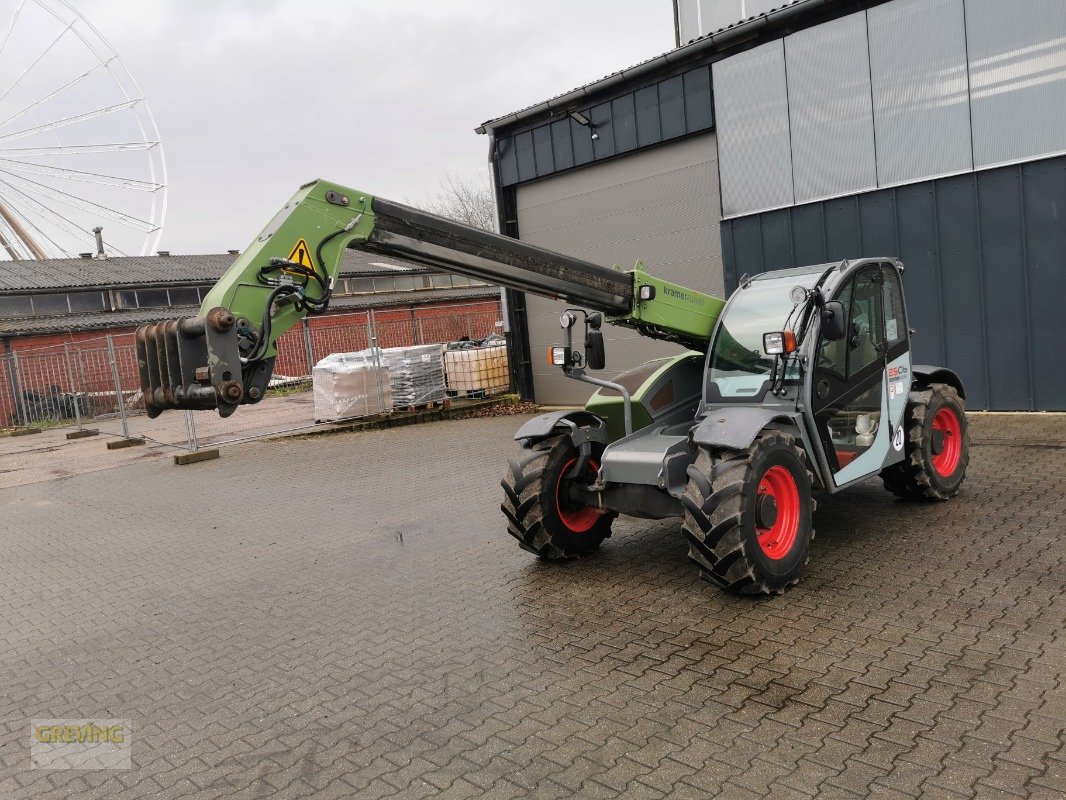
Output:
[
  {"xmin": 497, "ymin": 136, "xmax": 519, "ymax": 186},
  {"xmin": 0, "ymin": 295, "xmax": 32, "ymax": 318},
  {"xmin": 136, "ymin": 289, "xmax": 169, "ymax": 308},
  {"xmin": 635, "ymin": 84, "xmax": 662, "ymax": 147},
  {"xmin": 532, "ymin": 125, "xmax": 554, "ymax": 176},
  {"xmin": 66, "ymin": 291, "xmax": 107, "ymax": 313},
  {"xmin": 684, "ymin": 66, "xmax": 713, "ymax": 131},
  {"xmin": 659, "ymin": 75, "xmax": 686, "ymax": 139},
  {"xmin": 451, "ymin": 275, "xmax": 470, "ymax": 287},
  {"xmin": 514, "ymin": 131, "xmax": 536, "ymax": 182},
  {"xmin": 114, "ymin": 290, "xmax": 137, "ymax": 309},
  {"xmin": 32, "ymin": 293, "xmax": 69, "ymax": 315},
  {"xmin": 376, "ymin": 277, "xmax": 396, "ymax": 293},
  {"xmin": 350, "ymin": 278, "xmax": 375, "ymax": 294},
  {"xmin": 590, "ymin": 102, "xmax": 615, "ymax": 158},
  {"xmin": 431, "ymin": 274, "xmax": 453, "ymax": 289},
  {"xmin": 393, "ymin": 275, "xmax": 418, "ymax": 291},
  {"xmin": 550, "ymin": 119, "xmax": 573, "ymax": 170},
  {"xmin": 167, "ymin": 287, "xmax": 199, "ymax": 306},
  {"xmin": 570, "ymin": 115, "xmax": 594, "ymax": 165},
  {"xmin": 612, "ymin": 94, "xmax": 637, "ymax": 153}
]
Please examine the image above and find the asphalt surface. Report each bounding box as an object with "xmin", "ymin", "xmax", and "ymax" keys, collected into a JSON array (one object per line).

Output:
[{"xmin": 1, "ymin": 413, "xmax": 1063, "ymax": 799}]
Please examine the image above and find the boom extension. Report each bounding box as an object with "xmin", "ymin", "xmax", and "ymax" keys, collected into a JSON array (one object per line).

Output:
[{"xmin": 135, "ymin": 179, "xmax": 724, "ymax": 417}]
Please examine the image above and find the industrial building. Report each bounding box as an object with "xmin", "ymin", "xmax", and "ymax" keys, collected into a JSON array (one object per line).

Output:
[
  {"xmin": 0, "ymin": 249, "xmax": 498, "ymax": 352},
  {"xmin": 479, "ymin": 0, "xmax": 1066, "ymax": 411}
]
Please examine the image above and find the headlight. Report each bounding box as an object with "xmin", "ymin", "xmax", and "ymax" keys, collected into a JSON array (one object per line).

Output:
[
  {"xmin": 763, "ymin": 331, "xmax": 797, "ymax": 355},
  {"xmin": 559, "ymin": 311, "xmax": 577, "ymax": 329}
]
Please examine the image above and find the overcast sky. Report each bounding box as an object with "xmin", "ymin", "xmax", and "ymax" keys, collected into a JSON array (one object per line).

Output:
[{"xmin": 73, "ymin": 0, "xmax": 676, "ymax": 254}]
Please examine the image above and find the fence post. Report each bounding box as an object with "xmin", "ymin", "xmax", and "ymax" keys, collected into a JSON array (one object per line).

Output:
[
  {"xmin": 106, "ymin": 334, "xmax": 129, "ymax": 439},
  {"xmin": 10, "ymin": 351, "xmax": 31, "ymax": 429},
  {"xmin": 103, "ymin": 334, "xmax": 144, "ymax": 449},
  {"xmin": 368, "ymin": 310, "xmax": 387, "ymax": 413},
  {"xmin": 409, "ymin": 308, "xmax": 420, "ymax": 345},
  {"xmin": 301, "ymin": 318, "xmax": 315, "ymax": 376},
  {"xmin": 62, "ymin": 344, "xmax": 83, "ymax": 430},
  {"xmin": 184, "ymin": 410, "xmax": 198, "ymax": 453}
]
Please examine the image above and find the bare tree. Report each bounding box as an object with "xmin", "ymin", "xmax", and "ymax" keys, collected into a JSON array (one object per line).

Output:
[{"xmin": 418, "ymin": 170, "xmax": 496, "ymax": 231}]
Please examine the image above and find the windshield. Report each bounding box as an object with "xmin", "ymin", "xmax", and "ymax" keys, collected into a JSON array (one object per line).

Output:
[{"xmin": 708, "ymin": 270, "xmax": 825, "ymax": 400}]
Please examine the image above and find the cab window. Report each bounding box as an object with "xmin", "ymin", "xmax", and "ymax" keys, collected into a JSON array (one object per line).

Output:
[{"xmin": 881, "ymin": 266, "xmax": 906, "ymax": 347}]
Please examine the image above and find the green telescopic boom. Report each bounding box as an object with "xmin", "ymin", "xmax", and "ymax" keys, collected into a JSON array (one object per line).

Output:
[{"xmin": 135, "ymin": 179, "xmax": 725, "ymax": 418}]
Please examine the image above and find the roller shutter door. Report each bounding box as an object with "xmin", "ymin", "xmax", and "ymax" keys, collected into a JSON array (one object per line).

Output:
[{"xmin": 515, "ymin": 133, "xmax": 723, "ymax": 405}]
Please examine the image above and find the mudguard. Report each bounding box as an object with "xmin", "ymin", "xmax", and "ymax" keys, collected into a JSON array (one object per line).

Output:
[
  {"xmin": 912, "ymin": 365, "xmax": 966, "ymax": 399},
  {"xmin": 690, "ymin": 407, "xmax": 796, "ymax": 451},
  {"xmin": 513, "ymin": 410, "xmax": 608, "ymax": 444}
]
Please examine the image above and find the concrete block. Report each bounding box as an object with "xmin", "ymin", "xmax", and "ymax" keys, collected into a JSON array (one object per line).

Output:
[
  {"xmin": 11, "ymin": 427, "xmax": 42, "ymax": 437},
  {"xmin": 173, "ymin": 448, "xmax": 220, "ymax": 465},
  {"xmin": 106, "ymin": 437, "xmax": 145, "ymax": 450},
  {"xmin": 66, "ymin": 429, "xmax": 100, "ymax": 440}
]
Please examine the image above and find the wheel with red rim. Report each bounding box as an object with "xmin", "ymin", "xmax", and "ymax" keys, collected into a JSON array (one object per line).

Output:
[
  {"xmin": 682, "ymin": 430, "xmax": 815, "ymax": 596},
  {"xmin": 881, "ymin": 383, "xmax": 968, "ymax": 501},
  {"xmin": 502, "ymin": 434, "xmax": 614, "ymax": 559}
]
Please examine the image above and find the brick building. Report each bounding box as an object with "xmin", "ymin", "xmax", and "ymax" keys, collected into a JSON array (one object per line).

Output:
[{"xmin": 1, "ymin": 250, "xmax": 501, "ymax": 426}]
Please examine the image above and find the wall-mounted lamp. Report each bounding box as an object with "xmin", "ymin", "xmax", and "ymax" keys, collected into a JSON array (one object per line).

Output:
[{"xmin": 568, "ymin": 110, "xmax": 599, "ymax": 140}]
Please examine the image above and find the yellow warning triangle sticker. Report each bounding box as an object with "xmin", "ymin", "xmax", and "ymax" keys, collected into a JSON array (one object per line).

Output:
[{"xmin": 287, "ymin": 238, "xmax": 315, "ymax": 270}]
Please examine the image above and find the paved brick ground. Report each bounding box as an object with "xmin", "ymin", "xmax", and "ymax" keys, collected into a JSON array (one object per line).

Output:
[{"xmin": 0, "ymin": 414, "xmax": 1062, "ymax": 799}]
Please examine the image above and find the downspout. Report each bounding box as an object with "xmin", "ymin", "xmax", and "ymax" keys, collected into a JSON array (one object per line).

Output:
[{"xmin": 486, "ymin": 131, "xmax": 534, "ymax": 400}]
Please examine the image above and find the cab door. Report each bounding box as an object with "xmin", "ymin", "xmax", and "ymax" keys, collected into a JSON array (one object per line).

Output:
[{"xmin": 811, "ymin": 264, "xmax": 907, "ymax": 487}]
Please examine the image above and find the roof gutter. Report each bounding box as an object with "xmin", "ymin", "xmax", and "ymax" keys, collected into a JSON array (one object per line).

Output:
[{"xmin": 475, "ymin": 0, "xmax": 833, "ymax": 135}]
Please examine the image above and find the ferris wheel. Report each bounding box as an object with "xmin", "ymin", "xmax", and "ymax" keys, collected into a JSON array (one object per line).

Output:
[{"xmin": 0, "ymin": 0, "xmax": 166, "ymax": 260}]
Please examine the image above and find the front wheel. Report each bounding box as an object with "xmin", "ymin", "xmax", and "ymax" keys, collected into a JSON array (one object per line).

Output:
[
  {"xmin": 881, "ymin": 383, "xmax": 969, "ymax": 501},
  {"xmin": 501, "ymin": 435, "xmax": 614, "ymax": 559},
  {"xmin": 682, "ymin": 431, "xmax": 815, "ymax": 595}
]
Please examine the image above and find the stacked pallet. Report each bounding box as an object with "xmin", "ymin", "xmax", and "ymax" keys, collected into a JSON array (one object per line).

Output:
[
  {"xmin": 312, "ymin": 350, "xmax": 392, "ymax": 422},
  {"xmin": 381, "ymin": 344, "xmax": 447, "ymax": 408},
  {"xmin": 444, "ymin": 336, "xmax": 509, "ymax": 397}
]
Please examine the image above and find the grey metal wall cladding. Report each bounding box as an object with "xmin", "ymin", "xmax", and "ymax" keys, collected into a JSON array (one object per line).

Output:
[
  {"xmin": 721, "ymin": 155, "xmax": 1066, "ymax": 410},
  {"xmin": 495, "ymin": 65, "xmax": 713, "ymax": 188},
  {"xmin": 785, "ymin": 12, "xmax": 877, "ymax": 204},
  {"xmin": 678, "ymin": 0, "xmax": 700, "ymax": 44},
  {"xmin": 868, "ymin": 0, "xmax": 972, "ymax": 185},
  {"xmin": 713, "ymin": 40, "xmax": 794, "ymax": 216},
  {"xmin": 516, "ymin": 134, "xmax": 723, "ymax": 405},
  {"xmin": 966, "ymin": 0, "xmax": 1066, "ymax": 168}
]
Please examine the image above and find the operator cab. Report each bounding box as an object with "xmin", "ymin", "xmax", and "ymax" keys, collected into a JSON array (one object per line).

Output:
[{"xmin": 702, "ymin": 258, "xmax": 912, "ymax": 492}]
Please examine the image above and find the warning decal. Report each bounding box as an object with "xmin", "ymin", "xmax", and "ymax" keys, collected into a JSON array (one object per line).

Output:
[{"xmin": 287, "ymin": 239, "xmax": 315, "ymax": 270}]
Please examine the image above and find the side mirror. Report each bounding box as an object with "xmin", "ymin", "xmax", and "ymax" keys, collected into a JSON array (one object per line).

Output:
[
  {"xmin": 821, "ymin": 301, "xmax": 847, "ymax": 341},
  {"xmin": 585, "ymin": 329, "xmax": 606, "ymax": 370}
]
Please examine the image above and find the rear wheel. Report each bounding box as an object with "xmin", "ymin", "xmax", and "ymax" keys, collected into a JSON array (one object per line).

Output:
[
  {"xmin": 881, "ymin": 383, "xmax": 969, "ymax": 500},
  {"xmin": 501, "ymin": 435, "xmax": 613, "ymax": 559},
  {"xmin": 682, "ymin": 430, "xmax": 815, "ymax": 595}
]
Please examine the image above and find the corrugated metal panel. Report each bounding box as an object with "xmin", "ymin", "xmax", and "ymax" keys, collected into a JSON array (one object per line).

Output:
[
  {"xmin": 699, "ymin": 0, "xmax": 741, "ymax": 35},
  {"xmin": 516, "ymin": 134, "xmax": 722, "ymax": 405},
  {"xmin": 966, "ymin": 0, "xmax": 1066, "ymax": 168},
  {"xmin": 496, "ymin": 64, "xmax": 714, "ymax": 188},
  {"xmin": 721, "ymin": 154, "xmax": 1066, "ymax": 410},
  {"xmin": 713, "ymin": 40, "xmax": 794, "ymax": 216},
  {"xmin": 785, "ymin": 12, "xmax": 877, "ymax": 204},
  {"xmin": 869, "ymin": 0, "xmax": 972, "ymax": 185},
  {"xmin": 1020, "ymin": 158, "xmax": 1066, "ymax": 410},
  {"xmin": 678, "ymin": 0, "xmax": 700, "ymax": 44}
]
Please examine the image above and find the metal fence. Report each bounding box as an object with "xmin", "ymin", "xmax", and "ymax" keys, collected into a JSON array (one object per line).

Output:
[{"xmin": 1, "ymin": 301, "xmax": 505, "ymax": 452}]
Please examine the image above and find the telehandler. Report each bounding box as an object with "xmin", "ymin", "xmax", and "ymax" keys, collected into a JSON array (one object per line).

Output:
[{"xmin": 136, "ymin": 179, "xmax": 969, "ymax": 595}]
